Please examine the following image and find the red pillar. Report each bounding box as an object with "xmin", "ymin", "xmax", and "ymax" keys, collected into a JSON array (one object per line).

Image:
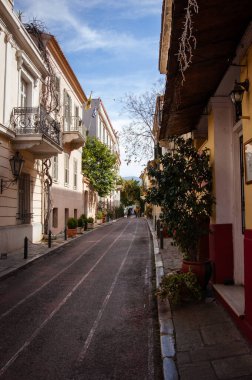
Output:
[
  {"xmin": 209, "ymin": 224, "xmax": 234, "ymax": 283},
  {"xmin": 244, "ymin": 229, "xmax": 252, "ymax": 324}
]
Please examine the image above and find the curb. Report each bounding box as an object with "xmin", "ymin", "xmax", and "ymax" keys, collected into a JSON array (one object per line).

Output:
[
  {"xmin": 0, "ymin": 219, "xmax": 118, "ymax": 283},
  {"xmin": 147, "ymin": 220, "xmax": 179, "ymax": 380}
]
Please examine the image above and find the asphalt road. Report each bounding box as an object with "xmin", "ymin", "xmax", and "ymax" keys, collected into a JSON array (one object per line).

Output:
[{"xmin": 0, "ymin": 218, "xmax": 163, "ymax": 380}]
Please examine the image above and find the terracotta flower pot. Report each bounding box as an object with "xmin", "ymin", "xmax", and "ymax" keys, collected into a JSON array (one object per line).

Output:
[
  {"xmin": 67, "ymin": 228, "xmax": 77, "ymax": 238},
  {"xmin": 182, "ymin": 260, "xmax": 212, "ymax": 289}
]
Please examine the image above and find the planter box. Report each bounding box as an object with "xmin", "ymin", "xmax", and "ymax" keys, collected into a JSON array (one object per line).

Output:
[
  {"xmin": 67, "ymin": 228, "xmax": 77, "ymax": 238},
  {"xmin": 87, "ymin": 223, "xmax": 94, "ymax": 229},
  {"xmin": 77, "ymin": 227, "xmax": 83, "ymax": 234},
  {"xmin": 96, "ymin": 219, "xmax": 102, "ymax": 225}
]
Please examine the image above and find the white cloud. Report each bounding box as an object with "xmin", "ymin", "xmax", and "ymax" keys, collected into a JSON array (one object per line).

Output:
[
  {"xmin": 15, "ymin": 0, "xmax": 161, "ymax": 55},
  {"xmin": 14, "ymin": 0, "xmax": 161, "ymax": 178}
]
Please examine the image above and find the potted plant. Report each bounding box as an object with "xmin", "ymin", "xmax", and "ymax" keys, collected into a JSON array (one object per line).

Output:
[
  {"xmin": 106, "ymin": 209, "xmax": 114, "ymax": 221},
  {"xmin": 67, "ymin": 217, "xmax": 78, "ymax": 238},
  {"xmin": 80, "ymin": 214, "xmax": 88, "ymax": 231},
  {"xmin": 157, "ymin": 270, "xmax": 203, "ymax": 305},
  {"xmin": 147, "ymin": 136, "xmax": 215, "ymax": 288},
  {"xmin": 87, "ymin": 217, "xmax": 94, "ymax": 229},
  {"xmin": 96, "ymin": 211, "xmax": 103, "ymax": 225},
  {"xmin": 102, "ymin": 211, "xmax": 107, "ymax": 223},
  {"xmin": 77, "ymin": 217, "xmax": 84, "ymax": 233}
]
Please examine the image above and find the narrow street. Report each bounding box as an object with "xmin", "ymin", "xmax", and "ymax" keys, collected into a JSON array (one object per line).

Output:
[{"xmin": 0, "ymin": 218, "xmax": 163, "ymax": 380}]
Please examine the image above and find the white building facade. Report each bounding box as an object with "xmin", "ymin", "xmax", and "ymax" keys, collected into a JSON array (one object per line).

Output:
[
  {"xmin": 83, "ymin": 99, "xmax": 121, "ymax": 213},
  {"xmin": 0, "ymin": 0, "xmax": 88, "ymax": 251}
]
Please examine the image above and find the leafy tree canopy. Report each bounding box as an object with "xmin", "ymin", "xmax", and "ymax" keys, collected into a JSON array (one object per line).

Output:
[
  {"xmin": 120, "ymin": 179, "xmax": 141, "ymax": 207},
  {"xmin": 146, "ymin": 136, "xmax": 214, "ymax": 260},
  {"xmin": 82, "ymin": 137, "xmax": 118, "ymax": 197},
  {"xmin": 120, "ymin": 79, "xmax": 165, "ymax": 165}
]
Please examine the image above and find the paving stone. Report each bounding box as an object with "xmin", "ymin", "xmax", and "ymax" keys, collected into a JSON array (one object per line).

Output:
[
  {"xmin": 179, "ymin": 362, "xmax": 218, "ymax": 380},
  {"xmin": 172, "ymin": 302, "xmax": 232, "ymax": 330},
  {"xmin": 176, "ymin": 351, "xmax": 191, "ymax": 365},
  {"xmin": 212, "ymin": 354, "xmax": 252, "ymax": 379},
  {"xmin": 175, "ymin": 329, "xmax": 204, "ymax": 351},
  {"xmin": 190, "ymin": 341, "xmax": 251, "ymax": 362},
  {"xmin": 201, "ymin": 321, "xmax": 244, "ymax": 345},
  {"xmin": 148, "ymin": 220, "xmax": 252, "ymax": 380}
]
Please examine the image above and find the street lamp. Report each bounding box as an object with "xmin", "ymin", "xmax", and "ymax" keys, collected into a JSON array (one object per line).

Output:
[
  {"xmin": 230, "ymin": 79, "xmax": 249, "ymax": 120},
  {"xmin": 0, "ymin": 151, "xmax": 24, "ymax": 194}
]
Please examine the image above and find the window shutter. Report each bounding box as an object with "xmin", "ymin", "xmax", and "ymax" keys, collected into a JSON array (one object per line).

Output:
[{"xmin": 69, "ymin": 96, "xmax": 72, "ymax": 126}]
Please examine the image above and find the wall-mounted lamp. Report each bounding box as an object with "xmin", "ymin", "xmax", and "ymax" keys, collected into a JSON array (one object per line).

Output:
[
  {"xmin": 230, "ymin": 79, "xmax": 249, "ymax": 120},
  {"xmin": 0, "ymin": 152, "xmax": 24, "ymax": 194}
]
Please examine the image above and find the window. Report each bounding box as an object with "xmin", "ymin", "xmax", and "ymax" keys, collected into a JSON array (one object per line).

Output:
[
  {"xmin": 54, "ymin": 77, "xmax": 60, "ymax": 112},
  {"xmin": 52, "ymin": 208, "xmax": 58, "ymax": 228},
  {"xmin": 74, "ymin": 106, "xmax": 79, "ymax": 131},
  {"xmin": 20, "ymin": 79, "xmax": 28, "ymax": 107},
  {"xmin": 103, "ymin": 127, "xmax": 106, "ymax": 144},
  {"xmin": 74, "ymin": 209, "xmax": 77, "ymax": 219},
  {"xmin": 18, "ymin": 173, "xmax": 31, "ymax": 224},
  {"xmin": 73, "ymin": 159, "xmax": 77, "ymax": 189},
  {"xmin": 64, "ymin": 153, "xmax": 69, "ymax": 185},
  {"xmin": 64, "ymin": 90, "xmax": 72, "ymax": 131},
  {"xmin": 52, "ymin": 156, "xmax": 58, "ymax": 182},
  {"xmin": 99, "ymin": 120, "xmax": 102, "ymax": 140}
]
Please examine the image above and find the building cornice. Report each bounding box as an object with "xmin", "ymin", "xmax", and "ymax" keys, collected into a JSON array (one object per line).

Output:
[
  {"xmin": 47, "ymin": 36, "xmax": 87, "ymax": 104},
  {"xmin": 159, "ymin": 0, "xmax": 173, "ymax": 74}
]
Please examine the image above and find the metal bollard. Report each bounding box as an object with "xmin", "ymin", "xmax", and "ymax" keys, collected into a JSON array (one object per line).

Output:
[
  {"xmin": 48, "ymin": 230, "xmax": 52, "ymax": 248},
  {"xmin": 154, "ymin": 215, "xmax": 157, "ymax": 231},
  {"xmin": 157, "ymin": 219, "xmax": 160, "ymax": 238},
  {"xmin": 160, "ymin": 223, "xmax": 164, "ymax": 249},
  {"xmin": 24, "ymin": 236, "xmax": 28, "ymax": 259},
  {"xmin": 64, "ymin": 227, "xmax": 67, "ymax": 240}
]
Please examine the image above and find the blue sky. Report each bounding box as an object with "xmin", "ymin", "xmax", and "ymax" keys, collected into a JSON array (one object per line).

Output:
[{"xmin": 14, "ymin": 0, "xmax": 163, "ymax": 177}]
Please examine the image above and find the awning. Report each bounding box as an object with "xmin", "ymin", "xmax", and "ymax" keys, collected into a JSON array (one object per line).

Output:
[{"xmin": 160, "ymin": 0, "xmax": 252, "ymax": 138}]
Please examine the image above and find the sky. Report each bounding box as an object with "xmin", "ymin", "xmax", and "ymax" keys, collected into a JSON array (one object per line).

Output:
[{"xmin": 14, "ymin": 0, "xmax": 163, "ymax": 178}]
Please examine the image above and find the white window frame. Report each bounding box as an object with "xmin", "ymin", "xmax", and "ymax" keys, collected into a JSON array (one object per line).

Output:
[
  {"xmin": 73, "ymin": 158, "xmax": 77, "ymax": 190},
  {"xmin": 52, "ymin": 155, "xmax": 58, "ymax": 182},
  {"xmin": 64, "ymin": 153, "xmax": 69, "ymax": 186},
  {"xmin": 20, "ymin": 79, "xmax": 28, "ymax": 107}
]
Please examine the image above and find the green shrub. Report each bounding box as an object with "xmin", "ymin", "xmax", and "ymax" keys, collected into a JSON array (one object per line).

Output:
[
  {"xmin": 77, "ymin": 217, "xmax": 84, "ymax": 227},
  {"xmin": 107, "ymin": 209, "xmax": 114, "ymax": 219},
  {"xmin": 87, "ymin": 217, "xmax": 94, "ymax": 223},
  {"xmin": 157, "ymin": 271, "xmax": 202, "ymax": 305},
  {"xmin": 115, "ymin": 205, "xmax": 125, "ymax": 218},
  {"xmin": 80, "ymin": 214, "xmax": 87, "ymax": 222},
  {"xmin": 67, "ymin": 217, "xmax": 78, "ymax": 229},
  {"xmin": 96, "ymin": 211, "xmax": 103, "ymax": 220}
]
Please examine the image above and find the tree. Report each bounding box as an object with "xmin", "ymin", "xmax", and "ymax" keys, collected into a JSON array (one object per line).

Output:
[
  {"xmin": 82, "ymin": 137, "xmax": 118, "ymax": 197},
  {"xmin": 146, "ymin": 136, "xmax": 214, "ymax": 261},
  {"xmin": 120, "ymin": 179, "xmax": 141, "ymax": 207},
  {"xmin": 120, "ymin": 79, "xmax": 165, "ymax": 164}
]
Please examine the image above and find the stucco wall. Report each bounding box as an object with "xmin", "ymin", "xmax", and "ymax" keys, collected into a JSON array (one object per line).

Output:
[{"xmin": 241, "ymin": 45, "xmax": 252, "ymax": 229}]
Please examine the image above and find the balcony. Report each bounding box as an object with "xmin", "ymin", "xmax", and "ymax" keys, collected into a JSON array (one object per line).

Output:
[
  {"xmin": 62, "ymin": 116, "xmax": 86, "ymax": 151},
  {"xmin": 10, "ymin": 107, "xmax": 63, "ymax": 158}
]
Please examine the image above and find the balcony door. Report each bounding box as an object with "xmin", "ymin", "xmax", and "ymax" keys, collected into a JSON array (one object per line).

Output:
[
  {"xmin": 18, "ymin": 173, "xmax": 31, "ymax": 224},
  {"xmin": 64, "ymin": 90, "xmax": 72, "ymax": 131},
  {"xmin": 20, "ymin": 79, "xmax": 28, "ymax": 108}
]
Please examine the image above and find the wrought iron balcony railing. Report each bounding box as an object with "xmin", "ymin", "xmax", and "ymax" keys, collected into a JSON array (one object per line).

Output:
[
  {"xmin": 11, "ymin": 107, "xmax": 61, "ymax": 146},
  {"xmin": 63, "ymin": 116, "xmax": 85, "ymax": 134}
]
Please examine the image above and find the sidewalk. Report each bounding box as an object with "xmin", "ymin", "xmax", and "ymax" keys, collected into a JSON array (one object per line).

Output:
[
  {"xmin": 0, "ymin": 222, "xmax": 115, "ymax": 282},
  {"xmin": 148, "ymin": 221, "xmax": 252, "ymax": 380}
]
